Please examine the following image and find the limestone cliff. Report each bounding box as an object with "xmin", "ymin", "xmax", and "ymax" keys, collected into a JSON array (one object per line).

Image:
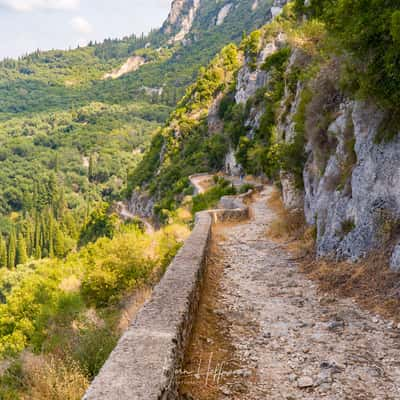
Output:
[
  {"xmin": 162, "ymin": 0, "xmax": 200, "ymax": 43},
  {"xmin": 220, "ymin": 7, "xmax": 400, "ymax": 268}
]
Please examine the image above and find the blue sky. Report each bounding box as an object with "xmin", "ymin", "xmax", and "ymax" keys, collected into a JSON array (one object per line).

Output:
[{"xmin": 0, "ymin": 0, "xmax": 172, "ymax": 59}]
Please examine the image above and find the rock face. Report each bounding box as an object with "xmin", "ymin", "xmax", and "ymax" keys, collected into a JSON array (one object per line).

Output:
[
  {"xmin": 128, "ymin": 190, "xmax": 155, "ymax": 219},
  {"xmin": 224, "ymin": 148, "xmax": 241, "ymax": 176},
  {"xmin": 303, "ymin": 100, "xmax": 400, "ymax": 262},
  {"xmin": 207, "ymin": 92, "xmax": 224, "ymax": 134},
  {"xmin": 103, "ymin": 56, "xmax": 146, "ymax": 79},
  {"xmin": 162, "ymin": 0, "xmax": 200, "ymax": 43},
  {"xmin": 230, "ymin": 23, "xmax": 400, "ymax": 265},
  {"xmin": 235, "ymin": 40, "xmax": 279, "ymax": 104},
  {"xmin": 216, "ymin": 3, "xmax": 232, "ymax": 26}
]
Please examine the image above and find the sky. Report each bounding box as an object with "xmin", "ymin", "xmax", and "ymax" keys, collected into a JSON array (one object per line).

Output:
[{"xmin": 0, "ymin": 0, "xmax": 172, "ymax": 60}]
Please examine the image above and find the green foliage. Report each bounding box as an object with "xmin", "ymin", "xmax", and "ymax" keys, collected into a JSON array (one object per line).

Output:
[
  {"xmin": 340, "ymin": 218, "xmax": 356, "ymax": 236},
  {"xmin": 233, "ymin": 47, "xmax": 291, "ymax": 178},
  {"xmin": 241, "ymin": 30, "xmax": 262, "ymax": 70},
  {"xmin": 262, "ymin": 47, "xmax": 291, "ymax": 71},
  {"xmin": 129, "ymin": 44, "xmax": 240, "ymax": 218},
  {"xmin": 0, "ymin": 360, "xmax": 24, "ymax": 399},
  {"xmin": 374, "ymin": 111, "xmax": 400, "ymax": 144},
  {"xmin": 302, "ymin": 0, "xmax": 400, "ymax": 109},
  {"xmin": 192, "ymin": 178, "xmax": 237, "ymax": 213},
  {"xmin": 79, "ymin": 204, "xmax": 117, "ymax": 246},
  {"xmin": 16, "ymin": 234, "xmax": 28, "ymax": 266},
  {"xmin": 0, "ymin": 221, "xmax": 182, "ymax": 357},
  {"xmin": 72, "ymin": 325, "xmax": 118, "ymax": 379},
  {"xmin": 239, "ymin": 183, "xmax": 255, "ymax": 194},
  {"xmin": 273, "ymin": 88, "xmax": 311, "ymax": 188},
  {"xmin": 81, "ymin": 231, "xmax": 153, "ymax": 307},
  {"xmin": 391, "ymin": 11, "xmax": 400, "ymax": 43}
]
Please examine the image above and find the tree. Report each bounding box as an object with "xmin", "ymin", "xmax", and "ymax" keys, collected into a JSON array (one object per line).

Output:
[
  {"xmin": 79, "ymin": 204, "xmax": 116, "ymax": 246},
  {"xmin": 8, "ymin": 228, "xmax": 16, "ymax": 268},
  {"xmin": 16, "ymin": 234, "xmax": 28, "ymax": 265},
  {"xmin": 53, "ymin": 226, "xmax": 65, "ymax": 258},
  {"xmin": 0, "ymin": 235, "xmax": 7, "ymax": 268}
]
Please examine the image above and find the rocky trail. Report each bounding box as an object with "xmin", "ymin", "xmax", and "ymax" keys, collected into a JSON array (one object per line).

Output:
[{"xmin": 180, "ymin": 186, "xmax": 400, "ymax": 399}]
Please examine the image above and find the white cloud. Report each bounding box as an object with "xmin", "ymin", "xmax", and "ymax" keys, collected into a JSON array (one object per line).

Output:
[
  {"xmin": 0, "ymin": 0, "xmax": 80, "ymax": 12},
  {"xmin": 70, "ymin": 15, "xmax": 93, "ymax": 34}
]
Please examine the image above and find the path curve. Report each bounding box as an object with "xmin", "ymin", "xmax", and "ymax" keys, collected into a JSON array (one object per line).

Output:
[{"xmin": 115, "ymin": 201, "xmax": 154, "ymax": 234}]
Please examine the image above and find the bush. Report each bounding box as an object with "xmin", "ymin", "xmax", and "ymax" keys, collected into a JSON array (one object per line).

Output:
[
  {"xmin": 192, "ymin": 178, "xmax": 236, "ymax": 213},
  {"xmin": 72, "ymin": 325, "xmax": 117, "ymax": 379},
  {"xmin": 239, "ymin": 183, "xmax": 254, "ymax": 194},
  {"xmin": 302, "ymin": 0, "xmax": 400, "ymax": 109}
]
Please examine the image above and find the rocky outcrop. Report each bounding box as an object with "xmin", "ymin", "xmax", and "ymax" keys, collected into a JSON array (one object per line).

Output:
[
  {"xmin": 128, "ymin": 189, "xmax": 155, "ymax": 219},
  {"xmin": 228, "ymin": 21, "xmax": 400, "ymax": 266},
  {"xmin": 216, "ymin": 3, "xmax": 232, "ymax": 26},
  {"xmin": 303, "ymin": 100, "xmax": 400, "ymax": 263},
  {"xmin": 162, "ymin": 0, "xmax": 200, "ymax": 44},
  {"xmin": 224, "ymin": 148, "xmax": 241, "ymax": 176},
  {"xmin": 103, "ymin": 55, "xmax": 146, "ymax": 79},
  {"xmin": 207, "ymin": 92, "xmax": 224, "ymax": 134}
]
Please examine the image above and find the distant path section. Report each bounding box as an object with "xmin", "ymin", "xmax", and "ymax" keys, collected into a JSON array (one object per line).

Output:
[
  {"xmin": 189, "ymin": 173, "xmax": 264, "ymax": 195},
  {"xmin": 115, "ymin": 201, "xmax": 154, "ymax": 234}
]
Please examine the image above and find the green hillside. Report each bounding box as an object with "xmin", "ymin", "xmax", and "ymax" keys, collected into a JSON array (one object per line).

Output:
[
  {"xmin": 0, "ymin": 0, "xmax": 274, "ymax": 266},
  {"xmin": 0, "ymin": 0, "xmax": 280, "ymax": 398}
]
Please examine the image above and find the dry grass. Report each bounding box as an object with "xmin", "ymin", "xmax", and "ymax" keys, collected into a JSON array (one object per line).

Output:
[
  {"xmin": 266, "ymin": 189, "xmax": 315, "ymax": 255},
  {"xmin": 21, "ymin": 353, "xmax": 88, "ymax": 400},
  {"xmin": 117, "ymin": 286, "xmax": 153, "ymax": 333},
  {"xmin": 302, "ymin": 253, "xmax": 400, "ymax": 322},
  {"xmin": 266, "ymin": 188, "xmax": 400, "ymax": 322}
]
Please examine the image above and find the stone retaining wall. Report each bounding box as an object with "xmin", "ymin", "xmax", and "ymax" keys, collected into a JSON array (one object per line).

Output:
[{"xmin": 83, "ymin": 191, "xmax": 257, "ymax": 400}]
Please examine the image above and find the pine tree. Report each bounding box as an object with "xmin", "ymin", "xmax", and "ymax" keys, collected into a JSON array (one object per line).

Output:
[
  {"xmin": 8, "ymin": 228, "xmax": 16, "ymax": 269},
  {"xmin": 16, "ymin": 234, "xmax": 28, "ymax": 265}
]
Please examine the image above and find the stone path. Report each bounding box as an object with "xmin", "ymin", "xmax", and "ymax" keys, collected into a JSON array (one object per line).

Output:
[{"xmin": 181, "ymin": 186, "xmax": 400, "ymax": 399}]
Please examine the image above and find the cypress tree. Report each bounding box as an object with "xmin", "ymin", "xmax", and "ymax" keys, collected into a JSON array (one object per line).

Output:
[
  {"xmin": 16, "ymin": 234, "xmax": 28, "ymax": 265},
  {"xmin": 88, "ymin": 153, "xmax": 95, "ymax": 182},
  {"xmin": 34, "ymin": 214, "xmax": 42, "ymax": 259},
  {"xmin": 54, "ymin": 226, "xmax": 64, "ymax": 258},
  {"xmin": 0, "ymin": 235, "xmax": 7, "ymax": 268},
  {"xmin": 8, "ymin": 228, "xmax": 16, "ymax": 269},
  {"xmin": 48, "ymin": 212, "xmax": 54, "ymax": 258}
]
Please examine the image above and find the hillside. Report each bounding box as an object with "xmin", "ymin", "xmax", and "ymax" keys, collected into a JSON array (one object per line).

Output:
[
  {"xmin": 130, "ymin": 0, "xmax": 400, "ymax": 265},
  {"xmin": 0, "ymin": 0, "xmax": 284, "ymax": 398},
  {"xmin": 0, "ymin": 0, "xmax": 276, "ymax": 267},
  {"xmin": 2, "ymin": 0, "xmax": 400, "ymax": 398}
]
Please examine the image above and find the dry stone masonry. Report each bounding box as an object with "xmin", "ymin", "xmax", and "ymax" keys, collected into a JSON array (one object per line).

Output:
[{"xmin": 83, "ymin": 188, "xmax": 255, "ymax": 399}]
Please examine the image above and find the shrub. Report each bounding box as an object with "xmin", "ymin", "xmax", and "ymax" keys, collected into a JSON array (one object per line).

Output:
[
  {"xmin": 239, "ymin": 183, "xmax": 254, "ymax": 194},
  {"xmin": 192, "ymin": 179, "xmax": 236, "ymax": 213},
  {"xmin": 81, "ymin": 232, "xmax": 154, "ymax": 307},
  {"xmin": 302, "ymin": 0, "xmax": 400, "ymax": 110},
  {"xmin": 72, "ymin": 325, "xmax": 117, "ymax": 379},
  {"xmin": 22, "ymin": 354, "xmax": 88, "ymax": 400}
]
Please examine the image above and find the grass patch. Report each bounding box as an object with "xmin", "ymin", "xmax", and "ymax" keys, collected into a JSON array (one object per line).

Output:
[
  {"xmin": 302, "ymin": 252, "xmax": 400, "ymax": 322},
  {"xmin": 266, "ymin": 189, "xmax": 315, "ymax": 255}
]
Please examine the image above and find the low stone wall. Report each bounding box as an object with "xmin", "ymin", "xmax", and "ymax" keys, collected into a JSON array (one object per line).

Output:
[{"xmin": 83, "ymin": 190, "xmax": 257, "ymax": 400}]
